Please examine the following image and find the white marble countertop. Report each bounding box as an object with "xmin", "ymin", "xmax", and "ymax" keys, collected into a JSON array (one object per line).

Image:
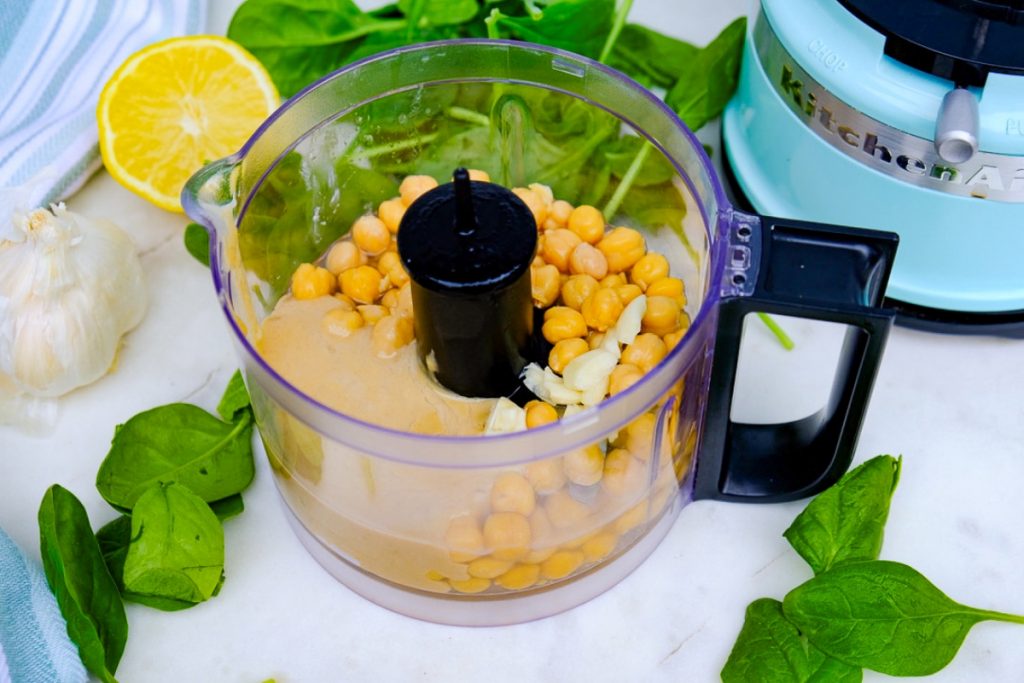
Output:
[{"xmin": 4, "ymin": 1, "xmax": 1024, "ymax": 681}]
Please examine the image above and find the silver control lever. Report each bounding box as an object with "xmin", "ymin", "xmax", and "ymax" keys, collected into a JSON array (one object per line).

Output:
[{"xmin": 934, "ymin": 87, "xmax": 979, "ymax": 164}]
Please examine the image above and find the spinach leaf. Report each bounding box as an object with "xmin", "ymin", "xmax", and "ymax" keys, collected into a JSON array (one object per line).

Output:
[
  {"xmin": 96, "ymin": 515, "xmax": 132, "ymax": 594},
  {"xmin": 228, "ymin": 0, "xmax": 406, "ymax": 97},
  {"xmin": 209, "ymin": 493, "xmax": 246, "ymax": 521},
  {"xmin": 493, "ymin": 0, "xmax": 616, "ymax": 59},
  {"xmin": 96, "ymin": 403, "xmax": 254, "ymax": 511},
  {"xmin": 38, "ymin": 485, "xmax": 127, "ymax": 683},
  {"xmin": 783, "ymin": 560, "xmax": 1024, "ymax": 677},
  {"xmin": 398, "ymin": 0, "xmax": 478, "ymax": 27},
  {"xmin": 217, "ymin": 370, "xmax": 252, "ymax": 423},
  {"xmin": 607, "ymin": 24, "xmax": 697, "ymax": 89},
  {"xmin": 783, "ymin": 455, "xmax": 901, "ymax": 575},
  {"xmin": 721, "ymin": 598, "xmax": 862, "ymax": 683},
  {"xmin": 184, "ymin": 223, "xmax": 210, "ymax": 267},
  {"xmin": 665, "ymin": 17, "xmax": 746, "ymax": 131},
  {"xmin": 122, "ymin": 483, "xmax": 225, "ymax": 611}
]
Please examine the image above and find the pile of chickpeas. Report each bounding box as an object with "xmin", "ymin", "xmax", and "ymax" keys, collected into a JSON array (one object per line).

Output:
[{"xmin": 287, "ymin": 171, "xmax": 692, "ymax": 594}]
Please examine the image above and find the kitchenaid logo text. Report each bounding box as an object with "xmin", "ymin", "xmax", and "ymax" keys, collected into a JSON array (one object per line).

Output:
[{"xmin": 779, "ymin": 65, "xmax": 1024, "ymax": 198}]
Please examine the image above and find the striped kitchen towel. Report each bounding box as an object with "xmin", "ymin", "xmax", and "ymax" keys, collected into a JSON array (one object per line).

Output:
[
  {"xmin": 0, "ymin": 526, "xmax": 85, "ymax": 683},
  {"xmin": 0, "ymin": 0, "xmax": 206, "ymax": 209}
]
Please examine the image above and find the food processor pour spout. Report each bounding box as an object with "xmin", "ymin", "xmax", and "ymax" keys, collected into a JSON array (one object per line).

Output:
[{"xmin": 397, "ymin": 168, "xmax": 539, "ymax": 399}]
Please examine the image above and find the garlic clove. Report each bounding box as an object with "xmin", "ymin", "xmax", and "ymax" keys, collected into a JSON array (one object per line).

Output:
[
  {"xmin": 561, "ymin": 349, "xmax": 619, "ymax": 392},
  {"xmin": 484, "ymin": 397, "xmax": 528, "ymax": 434}
]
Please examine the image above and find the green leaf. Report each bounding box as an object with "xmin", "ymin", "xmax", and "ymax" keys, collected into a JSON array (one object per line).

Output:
[
  {"xmin": 721, "ymin": 598, "xmax": 862, "ymax": 683},
  {"xmin": 183, "ymin": 223, "xmax": 210, "ymax": 266},
  {"xmin": 494, "ymin": 0, "xmax": 616, "ymax": 59},
  {"xmin": 783, "ymin": 455, "xmax": 901, "ymax": 575},
  {"xmin": 227, "ymin": 0, "xmax": 407, "ymax": 97},
  {"xmin": 209, "ymin": 493, "xmax": 246, "ymax": 521},
  {"xmin": 95, "ymin": 515, "xmax": 132, "ymax": 594},
  {"xmin": 96, "ymin": 403, "xmax": 254, "ymax": 511},
  {"xmin": 398, "ymin": 0, "xmax": 478, "ymax": 27},
  {"xmin": 665, "ymin": 17, "xmax": 746, "ymax": 131},
  {"xmin": 783, "ymin": 560, "xmax": 1024, "ymax": 677},
  {"xmin": 123, "ymin": 483, "xmax": 225, "ymax": 610},
  {"xmin": 38, "ymin": 485, "xmax": 127, "ymax": 683},
  {"xmin": 217, "ymin": 370, "xmax": 252, "ymax": 423},
  {"xmin": 607, "ymin": 24, "xmax": 697, "ymax": 89},
  {"xmin": 601, "ymin": 135, "xmax": 675, "ymax": 187}
]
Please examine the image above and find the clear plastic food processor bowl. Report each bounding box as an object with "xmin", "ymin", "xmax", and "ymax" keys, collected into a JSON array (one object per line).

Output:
[{"xmin": 183, "ymin": 40, "xmax": 895, "ymax": 625}]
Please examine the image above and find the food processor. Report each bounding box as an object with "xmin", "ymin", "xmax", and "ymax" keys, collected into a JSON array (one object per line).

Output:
[
  {"xmin": 724, "ymin": 0, "xmax": 1024, "ymax": 335},
  {"xmin": 183, "ymin": 40, "xmax": 898, "ymax": 626}
]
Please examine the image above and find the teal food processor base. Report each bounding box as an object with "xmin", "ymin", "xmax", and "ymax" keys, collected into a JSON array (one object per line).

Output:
[{"xmin": 721, "ymin": 15, "xmax": 1024, "ymax": 337}]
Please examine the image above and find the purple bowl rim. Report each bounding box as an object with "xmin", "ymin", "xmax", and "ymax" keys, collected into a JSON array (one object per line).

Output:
[{"xmin": 185, "ymin": 38, "xmax": 734, "ymax": 458}]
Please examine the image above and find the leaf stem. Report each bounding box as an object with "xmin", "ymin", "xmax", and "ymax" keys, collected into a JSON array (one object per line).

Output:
[
  {"xmin": 756, "ymin": 313, "xmax": 795, "ymax": 351},
  {"xmin": 598, "ymin": 0, "xmax": 634, "ymax": 64},
  {"xmin": 976, "ymin": 609, "xmax": 1024, "ymax": 625},
  {"xmin": 523, "ymin": 0, "xmax": 544, "ymax": 20},
  {"xmin": 445, "ymin": 106, "xmax": 490, "ymax": 127},
  {"xmin": 536, "ymin": 126, "xmax": 614, "ymax": 183},
  {"xmin": 349, "ymin": 132, "xmax": 440, "ymax": 161},
  {"xmin": 602, "ymin": 140, "xmax": 650, "ymax": 220},
  {"xmin": 485, "ymin": 8, "xmax": 504, "ymax": 39}
]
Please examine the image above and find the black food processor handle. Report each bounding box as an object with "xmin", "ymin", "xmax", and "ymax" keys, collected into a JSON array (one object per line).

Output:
[{"xmin": 694, "ymin": 215, "xmax": 899, "ymax": 503}]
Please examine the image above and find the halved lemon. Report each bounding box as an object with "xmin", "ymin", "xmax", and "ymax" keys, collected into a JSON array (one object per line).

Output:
[{"xmin": 98, "ymin": 35, "xmax": 278, "ymax": 212}]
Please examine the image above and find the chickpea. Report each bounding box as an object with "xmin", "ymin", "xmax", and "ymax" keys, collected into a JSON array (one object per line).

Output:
[
  {"xmin": 597, "ymin": 227, "xmax": 646, "ymax": 273},
  {"xmin": 540, "ymin": 550, "xmax": 584, "ymax": 580},
  {"xmin": 484, "ymin": 512, "xmax": 532, "ymax": 561},
  {"xmin": 333, "ymin": 293, "xmax": 356, "ymax": 310},
  {"xmin": 544, "ymin": 306, "xmax": 579, "ymax": 321},
  {"xmin": 599, "ymin": 273, "xmax": 626, "ymax": 289},
  {"xmin": 581, "ymin": 288, "xmax": 624, "ymax": 332},
  {"xmin": 352, "ymin": 215, "xmax": 390, "ymax": 256},
  {"xmin": 602, "ymin": 448, "xmax": 644, "ymax": 498},
  {"xmin": 377, "ymin": 251, "xmax": 401, "ymax": 275},
  {"xmin": 380, "ymin": 288, "xmax": 400, "ymax": 310},
  {"xmin": 357, "ymin": 304, "xmax": 388, "ymax": 325},
  {"xmin": 528, "ymin": 183, "xmax": 554, "ymax": 206},
  {"xmin": 467, "ymin": 557, "xmax": 514, "ymax": 579},
  {"xmin": 613, "ymin": 284, "xmax": 642, "ymax": 306},
  {"xmin": 377, "ymin": 197, "xmax": 406, "ymax": 234},
  {"xmin": 548, "ymin": 199, "xmax": 573, "ymax": 228},
  {"xmin": 395, "ymin": 282, "xmax": 413, "ymax": 318},
  {"xmin": 542, "ymin": 228, "xmax": 582, "ymax": 273},
  {"xmin": 387, "ymin": 262, "xmax": 410, "ymax": 288},
  {"xmin": 491, "ymin": 472, "xmax": 536, "ymax": 516},
  {"xmin": 625, "ymin": 412, "xmax": 657, "ymax": 461},
  {"xmin": 372, "ymin": 314, "xmax": 414, "ymax": 357},
  {"xmin": 608, "ymin": 363, "xmax": 644, "ymax": 395},
  {"xmin": 642, "ymin": 296, "xmax": 681, "ymax": 336},
  {"xmin": 291, "ymin": 263, "xmax": 336, "ymax": 299},
  {"xmin": 496, "ymin": 563, "xmax": 540, "ymax": 590},
  {"xmin": 613, "ymin": 500, "xmax": 648, "ymax": 535},
  {"xmin": 512, "ymin": 187, "xmax": 548, "ymax": 228},
  {"xmin": 645, "ymin": 276, "xmax": 686, "ymax": 306},
  {"xmin": 569, "ymin": 242, "xmax": 609, "ymax": 280},
  {"xmin": 524, "ymin": 508, "xmax": 557, "ymax": 564},
  {"xmin": 562, "ymin": 444, "xmax": 605, "ymax": 486},
  {"xmin": 531, "ymin": 264, "xmax": 561, "ymax": 308},
  {"xmin": 449, "ymin": 577, "xmax": 491, "ymax": 594},
  {"xmin": 544, "ymin": 490, "xmax": 591, "ymax": 529},
  {"xmin": 532, "ymin": 255, "xmax": 546, "ymax": 269},
  {"xmin": 549, "ymin": 338, "xmax": 589, "ymax": 375},
  {"xmin": 525, "ymin": 457, "xmax": 566, "ymax": 494},
  {"xmin": 561, "ymin": 274, "xmax": 600, "ymax": 311},
  {"xmin": 468, "ymin": 168, "xmax": 490, "ymax": 182},
  {"xmin": 542, "ymin": 308, "xmax": 587, "ymax": 343},
  {"xmin": 588, "ymin": 331, "xmax": 606, "ymax": 350},
  {"xmin": 621, "ymin": 333, "xmax": 667, "ymax": 373},
  {"xmin": 567, "ymin": 204, "xmax": 605, "ymax": 244},
  {"xmin": 321, "ymin": 308, "xmax": 364, "ymax": 337},
  {"xmin": 325, "ymin": 241, "xmax": 366, "ymax": 275},
  {"xmin": 663, "ymin": 329, "xmax": 685, "ymax": 351},
  {"xmin": 525, "ymin": 401, "xmax": 559, "ymax": 429},
  {"xmin": 340, "ymin": 265, "xmax": 382, "ymax": 304},
  {"xmin": 630, "ymin": 253, "xmax": 670, "ymax": 291},
  {"xmin": 581, "ymin": 532, "xmax": 618, "ymax": 563},
  {"xmin": 445, "ymin": 514, "xmax": 485, "ymax": 563},
  {"xmin": 399, "ymin": 175, "xmax": 438, "ymax": 207}
]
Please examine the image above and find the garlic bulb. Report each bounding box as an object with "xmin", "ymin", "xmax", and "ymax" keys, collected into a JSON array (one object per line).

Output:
[{"xmin": 0, "ymin": 203, "xmax": 146, "ymax": 397}]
